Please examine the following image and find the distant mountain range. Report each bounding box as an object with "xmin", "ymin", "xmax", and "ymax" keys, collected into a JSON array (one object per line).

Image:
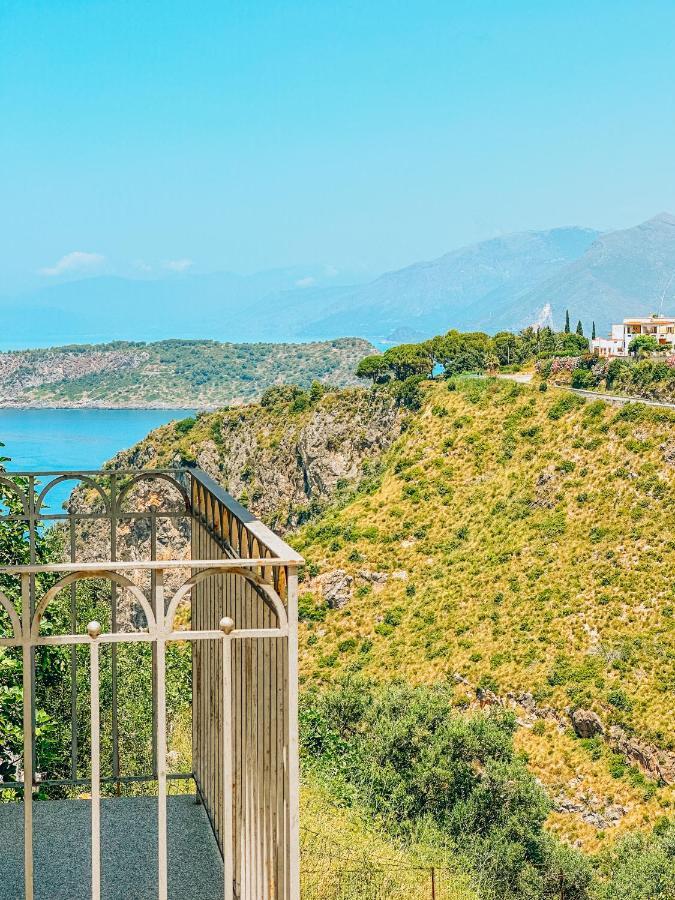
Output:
[{"xmin": 5, "ymin": 213, "xmax": 675, "ymax": 347}]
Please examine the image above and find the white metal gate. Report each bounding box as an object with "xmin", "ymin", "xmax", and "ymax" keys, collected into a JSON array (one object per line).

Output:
[{"xmin": 0, "ymin": 467, "xmax": 301, "ymax": 900}]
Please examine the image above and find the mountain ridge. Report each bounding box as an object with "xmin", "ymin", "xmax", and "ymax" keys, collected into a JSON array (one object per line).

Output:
[{"xmin": 6, "ymin": 213, "xmax": 675, "ymax": 345}]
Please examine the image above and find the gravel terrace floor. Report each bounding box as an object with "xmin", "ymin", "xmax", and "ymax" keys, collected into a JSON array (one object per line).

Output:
[{"xmin": 0, "ymin": 795, "xmax": 223, "ymax": 900}]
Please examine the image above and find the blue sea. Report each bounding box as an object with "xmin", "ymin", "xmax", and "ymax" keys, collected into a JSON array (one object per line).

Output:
[{"xmin": 0, "ymin": 408, "xmax": 193, "ymax": 512}]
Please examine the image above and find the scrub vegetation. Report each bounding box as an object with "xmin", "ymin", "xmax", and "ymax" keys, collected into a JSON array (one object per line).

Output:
[{"xmin": 0, "ymin": 337, "xmax": 375, "ymax": 408}]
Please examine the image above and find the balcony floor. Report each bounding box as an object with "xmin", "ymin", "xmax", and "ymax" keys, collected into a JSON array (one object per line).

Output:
[{"xmin": 0, "ymin": 795, "xmax": 224, "ymax": 900}]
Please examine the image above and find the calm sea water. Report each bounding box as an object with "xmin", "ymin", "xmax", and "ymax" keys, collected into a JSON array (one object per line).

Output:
[{"xmin": 0, "ymin": 408, "xmax": 193, "ymax": 512}]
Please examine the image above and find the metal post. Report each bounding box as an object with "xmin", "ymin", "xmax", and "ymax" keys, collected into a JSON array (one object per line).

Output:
[
  {"xmin": 88, "ymin": 620, "xmax": 102, "ymax": 900},
  {"xmin": 156, "ymin": 570, "xmax": 168, "ymax": 900},
  {"xmin": 110, "ymin": 475, "xmax": 120, "ymax": 795},
  {"xmin": 286, "ymin": 567, "xmax": 301, "ymax": 900},
  {"xmin": 151, "ymin": 507, "xmax": 159, "ymax": 778},
  {"xmin": 220, "ymin": 616, "xmax": 235, "ymax": 900},
  {"xmin": 21, "ymin": 574, "xmax": 34, "ymax": 900},
  {"xmin": 431, "ymin": 867, "xmax": 436, "ymax": 900}
]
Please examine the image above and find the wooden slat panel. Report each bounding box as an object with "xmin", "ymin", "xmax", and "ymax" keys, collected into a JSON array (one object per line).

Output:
[{"xmin": 188, "ymin": 476, "xmax": 297, "ymax": 900}]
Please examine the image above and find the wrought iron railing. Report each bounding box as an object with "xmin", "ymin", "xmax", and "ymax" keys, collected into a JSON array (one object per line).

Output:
[{"xmin": 0, "ymin": 467, "xmax": 302, "ymax": 900}]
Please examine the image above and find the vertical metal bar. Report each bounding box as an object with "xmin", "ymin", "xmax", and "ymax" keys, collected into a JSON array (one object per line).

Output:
[
  {"xmin": 110, "ymin": 476, "xmax": 120, "ymax": 794},
  {"xmin": 286, "ymin": 567, "xmax": 301, "ymax": 900},
  {"xmin": 89, "ymin": 624, "xmax": 102, "ymax": 900},
  {"xmin": 155, "ymin": 570, "xmax": 168, "ymax": 900},
  {"xmin": 191, "ymin": 490, "xmax": 200, "ymax": 803},
  {"xmin": 27, "ymin": 477, "xmax": 37, "ymax": 782},
  {"xmin": 151, "ymin": 509, "xmax": 158, "ymax": 778},
  {"xmin": 69, "ymin": 519, "xmax": 78, "ymax": 781},
  {"xmin": 21, "ymin": 574, "xmax": 34, "ymax": 900},
  {"xmin": 222, "ymin": 630, "xmax": 234, "ymax": 900}
]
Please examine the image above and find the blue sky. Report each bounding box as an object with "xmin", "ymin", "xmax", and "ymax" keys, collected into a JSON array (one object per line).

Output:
[{"xmin": 2, "ymin": 0, "xmax": 675, "ymax": 292}]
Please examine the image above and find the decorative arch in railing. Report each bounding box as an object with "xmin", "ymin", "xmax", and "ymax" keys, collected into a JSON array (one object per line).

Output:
[
  {"xmin": 0, "ymin": 476, "xmax": 29, "ymax": 516},
  {"xmin": 118, "ymin": 472, "xmax": 191, "ymax": 514},
  {"xmin": 30, "ymin": 571, "xmax": 156, "ymax": 639},
  {"xmin": 0, "ymin": 588, "xmax": 22, "ymax": 643},
  {"xmin": 36, "ymin": 474, "xmax": 110, "ymax": 515},
  {"xmin": 165, "ymin": 566, "xmax": 288, "ymax": 633}
]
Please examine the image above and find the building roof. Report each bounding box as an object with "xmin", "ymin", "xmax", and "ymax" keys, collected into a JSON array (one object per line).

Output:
[{"xmin": 622, "ymin": 316, "xmax": 675, "ymax": 325}]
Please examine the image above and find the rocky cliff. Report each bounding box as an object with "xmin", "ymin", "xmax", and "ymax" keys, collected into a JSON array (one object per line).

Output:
[{"xmin": 105, "ymin": 385, "xmax": 403, "ymax": 531}]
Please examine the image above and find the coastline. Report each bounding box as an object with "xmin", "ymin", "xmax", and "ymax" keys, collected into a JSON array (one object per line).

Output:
[{"xmin": 0, "ymin": 400, "xmax": 223, "ymax": 411}]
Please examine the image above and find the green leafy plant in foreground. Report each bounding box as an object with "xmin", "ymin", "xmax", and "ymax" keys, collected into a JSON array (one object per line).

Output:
[
  {"xmin": 300, "ymin": 678, "xmax": 593, "ymax": 899},
  {"xmin": 300, "ymin": 678, "xmax": 675, "ymax": 899}
]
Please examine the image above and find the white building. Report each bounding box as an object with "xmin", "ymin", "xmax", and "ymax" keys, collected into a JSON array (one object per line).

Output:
[{"xmin": 591, "ymin": 315, "xmax": 675, "ymax": 357}]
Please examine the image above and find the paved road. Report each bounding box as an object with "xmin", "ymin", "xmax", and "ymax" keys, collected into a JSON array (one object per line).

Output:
[
  {"xmin": 494, "ymin": 372, "xmax": 675, "ymax": 410},
  {"xmin": 562, "ymin": 386, "xmax": 675, "ymax": 410}
]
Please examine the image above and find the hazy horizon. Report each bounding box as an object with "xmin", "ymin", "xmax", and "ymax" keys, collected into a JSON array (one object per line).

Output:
[{"xmin": 3, "ymin": 1, "xmax": 675, "ymax": 296}]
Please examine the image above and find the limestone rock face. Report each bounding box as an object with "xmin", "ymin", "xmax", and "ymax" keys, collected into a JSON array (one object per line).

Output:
[
  {"xmin": 571, "ymin": 709, "xmax": 604, "ymax": 738},
  {"xmin": 608, "ymin": 726, "xmax": 675, "ymax": 785},
  {"xmin": 356, "ymin": 570, "xmax": 389, "ymax": 585},
  {"xmin": 315, "ymin": 570, "xmax": 353, "ymax": 609},
  {"xmin": 108, "ymin": 389, "xmax": 402, "ymax": 533}
]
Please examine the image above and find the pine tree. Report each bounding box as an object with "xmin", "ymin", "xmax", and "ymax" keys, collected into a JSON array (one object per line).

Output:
[
  {"xmin": 576, "ymin": 320, "xmax": 584, "ymax": 336},
  {"xmin": 592, "ymin": 321, "xmax": 596, "ymax": 340},
  {"xmin": 564, "ymin": 310, "xmax": 570, "ymax": 333}
]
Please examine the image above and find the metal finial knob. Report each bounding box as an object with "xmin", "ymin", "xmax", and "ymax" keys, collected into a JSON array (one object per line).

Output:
[
  {"xmin": 219, "ymin": 616, "xmax": 235, "ymax": 635},
  {"xmin": 87, "ymin": 621, "xmax": 102, "ymax": 639}
]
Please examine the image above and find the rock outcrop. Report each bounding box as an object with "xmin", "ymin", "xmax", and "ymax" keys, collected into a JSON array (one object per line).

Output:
[
  {"xmin": 110, "ymin": 388, "xmax": 403, "ymax": 532},
  {"xmin": 314, "ymin": 570, "xmax": 353, "ymax": 610},
  {"xmin": 571, "ymin": 708, "xmax": 604, "ymax": 739},
  {"xmin": 608, "ymin": 726, "xmax": 675, "ymax": 786}
]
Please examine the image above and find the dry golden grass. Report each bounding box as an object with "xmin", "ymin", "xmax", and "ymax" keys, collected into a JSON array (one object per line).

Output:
[
  {"xmin": 292, "ymin": 378, "xmax": 675, "ymax": 845},
  {"xmin": 300, "ymin": 779, "xmax": 478, "ymax": 900}
]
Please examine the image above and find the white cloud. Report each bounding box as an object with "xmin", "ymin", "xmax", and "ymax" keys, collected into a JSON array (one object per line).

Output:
[
  {"xmin": 295, "ymin": 276, "xmax": 316, "ymax": 288},
  {"xmin": 40, "ymin": 251, "xmax": 105, "ymax": 277},
  {"xmin": 164, "ymin": 258, "xmax": 193, "ymax": 272}
]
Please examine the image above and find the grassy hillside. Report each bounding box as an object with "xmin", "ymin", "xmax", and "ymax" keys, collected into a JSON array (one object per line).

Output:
[
  {"xmin": 90, "ymin": 373, "xmax": 675, "ymax": 891},
  {"xmin": 290, "ymin": 378, "xmax": 675, "ymax": 847},
  {"xmin": 0, "ymin": 337, "xmax": 375, "ymax": 408},
  {"xmin": 301, "ymin": 778, "xmax": 477, "ymax": 899}
]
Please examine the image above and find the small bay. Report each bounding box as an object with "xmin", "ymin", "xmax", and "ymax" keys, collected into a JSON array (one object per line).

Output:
[{"xmin": 0, "ymin": 408, "xmax": 193, "ymax": 512}]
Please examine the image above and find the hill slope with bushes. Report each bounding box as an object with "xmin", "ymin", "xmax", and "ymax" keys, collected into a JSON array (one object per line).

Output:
[
  {"xmin": 94, "ymin": 374, "xmax": 675, "ymax": 897},
  {"xmin": 0, "ymin": 337, "xmax": 375, "ymax": 408},
  {"xmin": 290, "ymin": 378, "xmax": 675, "ymax": 848}
]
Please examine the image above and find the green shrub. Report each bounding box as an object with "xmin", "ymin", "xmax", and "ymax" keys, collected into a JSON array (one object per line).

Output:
[
  {"xmin": 593, "ymin": 823, "xmax": 675, "ymax": 899},
  {"xmin": 174, "ymin": 416, "xmax": 196, "ymax": 434},
  {"xmin": 571, "ymin": 369, "xmax": 595, "ymax": 389},
  {"xmin": 300, "ymin": 680, "xmax": 592, "ymax": 899},
  {"xmin": 607, "ymin": 688, "xmax": 632, "ymax": 711},
  {"xmin": 548, "ymin": 392, "xmax": 586, "ymax": 420},
  {"xmin": 298, "ymin": 592, "xmax": 329, "ymax": 623}
]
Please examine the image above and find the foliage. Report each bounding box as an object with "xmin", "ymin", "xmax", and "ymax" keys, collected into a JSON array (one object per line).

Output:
[
  {"xmin": 0, "ymin": 337, "xmax": 373, "ymax": 407},
  {"xmin": 592, "ymin": 823, "xmax": 675, "ymax": 899},
  {"xmin": 356, "ymin": 355, "xmax": 393, "ymax": 384},
  {"xmin": 356, "ymin": 323, "xmax": 590, "ymax": 390},
  {"xmin": 388, "ymin": 375, "xmax": 425, "ymax": 409},
  {"xmin": 381, "ymin": 344, "xmax": 434, "ymax": 380},
  {"xmin": 301, "ymin": 679, "xmax": 592, "ymax": 899},
  {"xmin": 429, "ymin": 331, "xmax": 494, "ymax": 376},
  {"xmin": 628, "ymin": 334, "xmax": 661, "ymax": 356},
  {"xmin": 0, "ymin": 448, "xmax": 66, "ymax": 785}
]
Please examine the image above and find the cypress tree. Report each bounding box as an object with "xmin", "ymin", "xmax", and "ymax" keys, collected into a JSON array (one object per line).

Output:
[
  {"xmin": 576, "ymin": 320, "xmax": 584, "ymax": 336},
  {"xmin": 564, "ymin": 310, "xmax": 570, "ymax": 333},
  {"xmin": 592, "ymin": 321, "xmax": 596, "ymax": 340}
]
